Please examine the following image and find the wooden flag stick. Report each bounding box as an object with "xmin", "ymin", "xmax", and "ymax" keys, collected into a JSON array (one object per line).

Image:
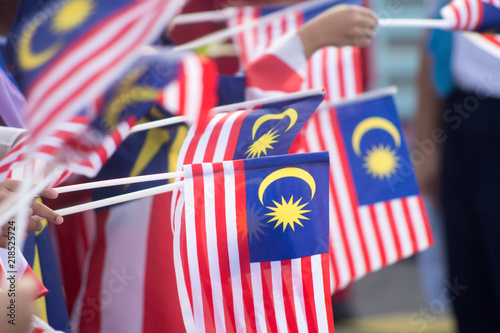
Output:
[
  {"xmin": 55, "ymin": 171, "xmax": 184, "ymax": 194},
  {"xmin": 55, "ymin": 182, "xmax": 183, "ymax": 216}
]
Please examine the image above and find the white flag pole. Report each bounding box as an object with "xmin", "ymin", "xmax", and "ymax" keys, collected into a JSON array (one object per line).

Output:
[
  {"xmin": 55, "ymin": 171, "xmax": 184, "ymax": 194},
  {"xmin": 130, "ymin": 116, "xmax": 191, "ymax": 133},
  {"xmin": 55, "ymin": 182, "xmax": 183, "ymax": 216},
  {"xmin": 378, "ymin": 18, "xmax": 453, "ymax": 29}
]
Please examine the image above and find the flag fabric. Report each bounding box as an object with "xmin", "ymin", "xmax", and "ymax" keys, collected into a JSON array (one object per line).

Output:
[
  {"xmin": 440, "ymin": 0, "xmax": 500, "ymax": 31},
  {"xmin": 225, "ymin": 0, "xmax": 364, "ymax": 100},
  {"xmin": 181, "ymin": 151, "xmax": 333, "ymax": 332},
  {"xmin": 172, "ymin": 92, "xmax": 325, "ymax": 331},
  {"xmin": 157, "ymin": 52, "xmax": 219, "ymax": 125},
  {"xmin": 23, "ymin": 220, "xmax": 71, "ymax": 332},
  {"xmin": 302, "ymin": 91, "xmax": 433, "ymax": 292},
  {"xmin": 69, "ymin": 115, "xmax": 189, "ymax": 333},
  {"xmin": 0, "ymin": 246, "xmax": 47, "ymax": 299},
  {"xmin": 0, "ymin": 50, "xmax": 181, "ymax": 183},
  {"xmin": 0, "ymin": 0, "xmax": 183, "ymax": 185}
]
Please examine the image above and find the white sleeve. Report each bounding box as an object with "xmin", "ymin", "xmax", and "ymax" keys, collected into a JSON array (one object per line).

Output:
[{"xmin": 0, "ymin": 126, "xmax": 26, "ymax": 159}]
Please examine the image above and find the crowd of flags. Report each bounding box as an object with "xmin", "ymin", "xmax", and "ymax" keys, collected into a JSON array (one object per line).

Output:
[{"xmin": 0, "ymin": 0, "xmax": 498, "ymax": 332}]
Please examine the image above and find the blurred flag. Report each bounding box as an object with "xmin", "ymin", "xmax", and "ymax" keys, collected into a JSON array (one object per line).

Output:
[
  {"xmin": 23, "ymin": 220, "xmax": 71, "ymax": 332},
  {"xmin": 172, "ymin": 91, "xmax": 325, "ymax": 330},
  {"xmin": 70, "ymin": 110, "xmax": 189, "ymax": 332},
  {"xmin": 225, "ymin": 0, "xmax": 364, "ymax": 100},
  {"xmin": 0, "ymin": 0, "xmax": 183, "ymax": 183},
  {"xmin": 0, "ymin": 246, "xmax": 47, "ymax": 299},
  {"xmin": 181, "ymin": 152, "xmax": 333, "ymax": 332},
  {"xmin": 440, "ymin": 0, "xmax": 500, "ymax": 31},
  {"xmin": 0, "ymin": 50, "xmax": 181, "ymax": 183},
  {"xmin": 302, "ymin": 90, "xmax": 433, "ymax": 292},
  {"xmin": 157, "ymin": 52, "xmax": 219, "ymax": 126}
]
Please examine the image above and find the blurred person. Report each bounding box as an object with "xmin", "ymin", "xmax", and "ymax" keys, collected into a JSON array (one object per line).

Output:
[{"xmin": 414, "ymin": 2, "xmax": 500, "ymax": 331}]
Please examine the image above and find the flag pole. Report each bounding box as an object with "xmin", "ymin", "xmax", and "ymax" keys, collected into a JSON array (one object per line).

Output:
[
  {"xmin": 54, "ymin": 171, "xmax": 184, "ymax": 194},
  {"xmin": 212, "ymin": 88, "xmax": 325, "ymax": 114},
  {"xmin": 172, "ymin": 9, "xmax": 227, "ymax": 25},
  {"xmin": 130, "ymin": 116, "xmax": 191, "ymax": 133},
  {"xmin": 55, "ymin": 182, "xmax": 184, "ymax": 216},
  {"xmin": 320, "ymin": 86, "xmax": 398, "ymax": 110},
  {"xmin": 378, "ymin": 18, "xmax": 453, "ymax": 29}
]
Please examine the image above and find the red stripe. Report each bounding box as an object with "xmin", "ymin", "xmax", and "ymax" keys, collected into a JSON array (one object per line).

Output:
[
  {"xmin": 464, "ymin": 0, "xmax": 472, "ymax": 30},
  {"xmin": 78, "ymin": 208, "xmax": 110, "ymax": 333},
  {"xmin": 322, "ymin": 253, "xmax": 335, "ymax": 332},
  {"xmin": 311, "ymin": 114, "xmax": 355, "ymax": 282},
  {"xmin": 191, "ymin": 163, "xmax": 216, "ymax": 332},
  {"xmin": 353, "ymin": 48, "xmax": 363, "ymax": 94},
  {"xmin": 401, "ymin": 199, "xmax": 418, "ymax": 254},
  {"xmin": 476, "ymin": 0, "xmax": 484, "ymax": 31},
  {"xmin": 385, "ymin": 201, "xmax": 402, "ymax": 260},
  {"xmin": 300, "ymin": 256, "xmax": 318, "ymax": 332},
  {"xmin": 203, "ymin": 113, "xmax": 232, "ymax": 162},
  {"xmin": 281, "ymin": 260, "xmax": 299, "ymax": 333},
  {"xmin": 450, "ymin": 3, "xmax": 461, "ymax": 29},
  {"xmin": 337, "ymin": 48, "xmax": 346, "ymax": 98},
  {"xmin": 212, "ymin": 163, "xmax": 237, "ymax": 332},
  {"xmin": 265, "ymin": 20, "xmax": 273, "ymax": 49},
  {"xmin": 180, "ymin": 206, "xmax": 194, "ymax": 315},
  {"xmin": 198, "ymin": 56, "xmax": 218, "ymax": 126},
  {"xmin": 418, "ymin": 196, "xmax": 434, "ymax": 247},
  {"xmin": 260, "ymin": 261, "xmax": 278, "ymax": 332},
  {"xmin": 233, "ymin": 160, "xmax": 256, "ymax": 332},
  {"xmin": 236, "ymin": 9, "xmax": 249, "ymax": 67},
  {"xmin": 223, "ymin": 112, "xmax": 248, "ymax": 161},
  {"xmin": 329, "ymin": 110, "xmax": 371, "ymax": 275},
  {"xmin": 369, "ymin": 204, "xmax": 387, "ymax": 267}
]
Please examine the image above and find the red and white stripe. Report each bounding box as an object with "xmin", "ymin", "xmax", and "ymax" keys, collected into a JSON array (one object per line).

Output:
[
  {"xmin": 226, "ymin": 6, "xmax": 363, "ymax": 100},
  {"xmin": 157, "ymin": 53, "xmax": 218, "ymax": 126},
  {"xmin": 302, "ymin": 108, "xmax": 433, "ymax": 292},
  {"xmin": 180, "ymin": 160, "xmax": 333, "ymax": 332},
  {"xmin": 0, "ymin": 247, "xmax": 48, "ymax": 299},
  {"xmin": 440, "ymin": 0, "xmax": 500, "ymax": 31},
  {"xmin": 26, "ymin": 0, "xmax": 183, "ymax": 142}
]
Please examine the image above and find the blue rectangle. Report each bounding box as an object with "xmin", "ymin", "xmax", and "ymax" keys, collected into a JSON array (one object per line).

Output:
[
  {"xmin": 244, "ymin": 152, "xmax": 330, "ymax": 263},
  {"xmin": 336, "ymin": 95, "xmax": 420, "ymax": 206}
]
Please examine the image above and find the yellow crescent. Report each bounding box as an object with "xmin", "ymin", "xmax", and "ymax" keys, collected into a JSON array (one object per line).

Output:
[
  {"xmin": 19, "ymin": 17, "xmax": 62, "ymax": 71},
  {"xmin": 352, "ymin": 117, "xmax": 401, "ymax": 156},
  {"xmin": 258, "ymin": 167, "xmax": 316, "ymax": 204},
  {"xmin": 251, "ymin": 108, "xmax": 298, "ymax": 140}
]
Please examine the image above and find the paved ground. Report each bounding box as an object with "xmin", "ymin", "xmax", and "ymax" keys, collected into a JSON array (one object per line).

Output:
[{"xmin": 333, "ymin": 258, "xmax": 456, "ymax": 333}]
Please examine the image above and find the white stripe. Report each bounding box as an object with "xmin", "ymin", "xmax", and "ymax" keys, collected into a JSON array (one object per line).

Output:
[
  {"xmin": 193, "ymin": 113, "xmax": 226, "ymax": 163},
  {"xmin": 456, "ymin": 0, "xmax": 468, "ymax": 29},
  {"xmin": 250, "ymin": 262, "xmax": 267, "ymax": 333},
  {"xmin": 242, "ymin": 7, "xmax": 258, "ymax": 64},
  {"xmin": 311, "ymin": 254, "xmax": 328, "ymax": 332},
  {"xmin": 223, "ymin": 162, "xmax": 247, "ymax": 333},
  {"xmin": 201, "ymin": 164, "xmax": 226, "ymax": 332},
  {"xmin": 357, "ymin": 205, "xmax": 382, "ymax": 271},
  {"xmin": 341, "ymin": 47, "xmax": 357, "ymax": 98},
  {"xmin": 310, "ymin": 50, "xmax": 324, "ymax": 91},
  {"xmin": 100, "ymin": 197, "xmax": 152, "ymax": 333},
  {"xmin": 164, "ymin": 80, "xmax": 180, "ymax": 115},
  {"xmin": 407, "ymin": 196, "xmax": 430, "ymax": 250},
  {"xmin": 291, "ymin": 259, "xmax": 308, "ymax": 332},
  {"xmin": 213, "ymin": 112, "xmax": 245, "ymax": 162},
  {"xmin": 325, "ymin": 47, "xmax": 341, "ymax": 102},
  {"xmin": 318, "ymin": 110, "xmax": 365, "ymax": 277},
  {"xmin": 374, "ymin": 202, "xmax": 398, "ymax": 265},
  {"xmin": 183, "ymin": 166, "xmax": 206, "ymax": 332},
  {"xmin": 468, "ymin": 0, "xmax": 480, "ymax": 30},
  {"xmin": 255, "ymin": 20, "xmax": 269, "ymax": 59},
  {"xmin": 390, "ymin": 199, "xmax": 413, "ymax": 258},
  {"xmin": 271, "ymin": 261, "xmax": 287, "ymax": 333},
  {"xmin": 184, "ymin": 55, "xmax": 203, "ymax": 123}
]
